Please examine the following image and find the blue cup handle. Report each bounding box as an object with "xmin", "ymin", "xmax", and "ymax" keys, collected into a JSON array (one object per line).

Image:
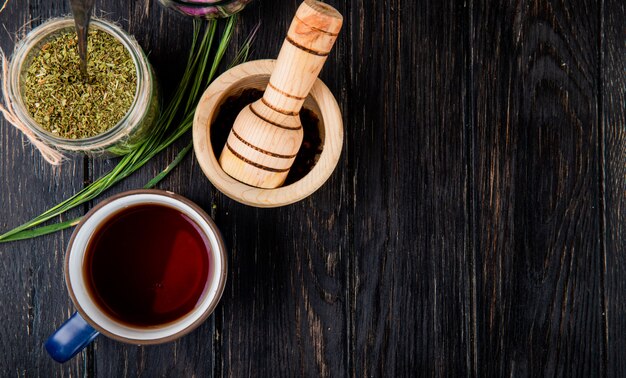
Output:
[{"xmin": 45, "ymin": 312, "xmax": 100, "ymax": 363}]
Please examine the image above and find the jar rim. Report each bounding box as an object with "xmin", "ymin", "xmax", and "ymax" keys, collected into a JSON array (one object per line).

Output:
[
  {"xmin": 165, "ymin": 0, "xmax": 241, "ymax": 7},
  {"xmin": 7, "ymin": 17, "xmax": 151, "ymax": 150}
]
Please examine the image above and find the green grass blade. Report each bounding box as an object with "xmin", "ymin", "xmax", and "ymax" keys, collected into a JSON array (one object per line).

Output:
[
  {"xmin": 0, "ymin": 217, "xmax": 82, "ymax": 242},
  {"xmin": 228, "ymin": 22, "xmax": 259, "ymax": 69},
  {"xmin": 184, "ymin": 21, "xmax": 218, "ymax": 114},
  {"xmin": 144, "ymin": 141, "xmax": 193, "ymax": 189}
]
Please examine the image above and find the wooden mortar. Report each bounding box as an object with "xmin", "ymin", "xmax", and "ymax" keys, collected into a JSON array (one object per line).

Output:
[{"xmin": 193, "ymin": 60, "xmax": 343, "ymax": 208}]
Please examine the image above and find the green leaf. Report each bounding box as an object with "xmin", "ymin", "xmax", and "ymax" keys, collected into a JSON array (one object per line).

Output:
[{"xmin": 144, "ymin": 141, "xmax": 193, "ymax": 189}]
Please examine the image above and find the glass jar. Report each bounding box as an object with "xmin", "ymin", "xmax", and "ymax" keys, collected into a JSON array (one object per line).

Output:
[
  {"xmin": 8, "ymin": 17, "xmax": 159, "ymax": 157},
  {"xmin": 157, "ymin": 0, "xmax": 253, "ymax": 19}
]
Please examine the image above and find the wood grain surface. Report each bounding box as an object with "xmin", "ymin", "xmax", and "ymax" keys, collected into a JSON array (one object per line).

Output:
[
  {"xmin": 602, "ymin": 0, "xmax": 625, "ymax": 376},
  {"xmin": 472, "ymin": 1, "xmax": 606, "ymax": 376},
  {"xmin": 0, "ymin": 0, "xmax": 623, "ymax": 377},
  {"xmin": 349, "ymin": 0, "xmax": 472, "ymax": 376}
]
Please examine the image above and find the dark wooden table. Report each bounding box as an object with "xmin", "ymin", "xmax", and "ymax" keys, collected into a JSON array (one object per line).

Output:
[{"xmin": 1, "ymin": 0, "xmax": 624, "ymax": 376}]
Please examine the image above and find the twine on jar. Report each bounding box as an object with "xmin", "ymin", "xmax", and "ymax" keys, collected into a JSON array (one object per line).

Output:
[{"xmin": 0, "ymin": 50, "xmax": 66, "ymax": 165}]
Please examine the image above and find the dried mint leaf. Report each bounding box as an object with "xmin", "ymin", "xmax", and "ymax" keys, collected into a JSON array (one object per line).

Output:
[{"xmin": 23, "ymin": 29, "xmax": 137, "ymax": 139}]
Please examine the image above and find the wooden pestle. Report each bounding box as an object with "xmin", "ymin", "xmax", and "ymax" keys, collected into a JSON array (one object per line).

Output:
[{"xmin": 219, "ymin": 0, "xmax": 342, "ymax": 189}]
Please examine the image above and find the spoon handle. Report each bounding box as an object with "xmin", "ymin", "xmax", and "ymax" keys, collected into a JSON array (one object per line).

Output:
[{"xmin": 69, "ymin": 0, "xmax": 96, "ymax": 76}]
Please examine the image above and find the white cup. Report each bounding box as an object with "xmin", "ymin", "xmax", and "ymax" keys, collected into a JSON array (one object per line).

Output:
[{"xmin": 45, "ymin": 189, "xmax": 227, "ymax": 363}]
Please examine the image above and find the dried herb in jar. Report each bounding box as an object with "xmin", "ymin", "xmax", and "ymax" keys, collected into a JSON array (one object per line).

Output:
[{"xmin": 22, "ymin": 29, "xmax": 137, "ymax": 139}]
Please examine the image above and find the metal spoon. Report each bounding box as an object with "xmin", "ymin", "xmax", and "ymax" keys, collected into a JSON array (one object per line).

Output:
[{"xmin": 69, "ymin": 0, "xmax": 96, "ymax": 77}]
